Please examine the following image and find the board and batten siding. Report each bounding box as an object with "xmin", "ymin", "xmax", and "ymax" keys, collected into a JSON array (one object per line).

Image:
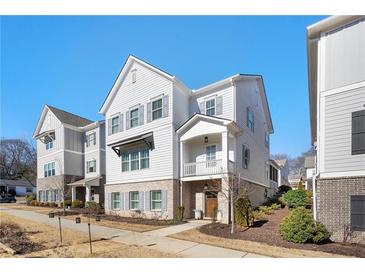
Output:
[
  {"xmin": 64, "ymin": 128, "xmax": 84, "ymax": 153},
  {"xmin": 105, "ymin": 61, "xmax": 176, "ymax": 183},
  {"xmin": 322, "ymin": 18, "xmax": 365, "ymax": 92},
  {"xmin": 322, "ymin": 86, "xmax": 365, "ymax": 176}
]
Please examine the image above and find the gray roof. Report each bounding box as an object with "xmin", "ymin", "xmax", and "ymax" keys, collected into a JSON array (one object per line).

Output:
[
  {"xmin": 0, "ymin": 179, "xmax": 36, "ymax": 188},
  {"xmin": 274, "ymin": 159, "xmax": 287, "ymax": 167},
  {"xmin": 47, "ymin": 105, "xmax": 93, "ymax": 127},
  {"xmin": 304, "ymin": 156, "xmax": 316, "ymax": 169}
]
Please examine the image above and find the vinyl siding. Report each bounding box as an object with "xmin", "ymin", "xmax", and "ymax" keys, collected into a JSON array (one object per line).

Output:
[
  {"xmin": 323, "ymin": 18, "xmax": 365, "ymax": 91},
  {"xmin": 37, "ymin": 152, "xmax": 64, "ymax": 178},
  {"xmin": 64, "ymin": 151, "xmax": 84, "ymax": 177},
  {"xmin": 173, "ymin": 86, "xmax": 190, "ymax": 129},
  {"xmin": 64, "ymin": 127, "xmax": 84, "ymax": 153},
  {"xmin": 323, "ymin": 86, "xmax": 365, "ymax": 174}
]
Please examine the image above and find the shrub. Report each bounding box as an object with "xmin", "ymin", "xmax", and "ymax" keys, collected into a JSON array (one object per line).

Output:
[
  {"xmin": 175, "ymin": 206, "xmax": 185, "ymax": 222},
  {"xmin": 71, "ymin": 199, "xmax": 83, "ymax": 208},
  {"xmin": 235, "ymin": 195, "xmax": 254, "ymax": 227},
  {"xmin": 264, "ymin": 196, "xmax": 286, "ymax": 208},
  {"xmin": 31, "ymin": 200, "xmax": 39, "ymax": 206},
  {"xmin": 86, "ymin": 201, "xmax": 101, "ymax": 213},
  {"xmin": 258, "ymin": 205, "xmax": 273, "ymax": 215},
  {"xmin": 306, "ymin": 190, "xmax": 313, "ymax": 205},
  {"xmin": 270, "ymin": 203, "xmax": 281, "ymax": 210},
  {"xmin": 298, "ymin": 180, "xmax": 305, "ymax": 190},
  {"xmin": 25, "ymin": 194, "xmax": 36, "ymax": 205},
  {"xmin": 40, "ymin": 202, "xmax": 45, "ymax": 207},
  {"xmin": 278, "ymin": 185, "xmax": 292, "ymax": 193},
  {"xmin": 63, "ymin": 200, "xmax": 72, "ymax": 208},
  {"xmin": 49, "ymin": 202, "xmax": 57, "ymax": 208},
  {"xmin": 44, "ymin": 202, "xmax": 50, "ymax": 207},
  {"xmin": 282, "ymin": 189, "xmax": 307, "ymax": 209},
  {"xmin": 253, "ymin": 210, "xmax": 267, "ymax": 221},
  {"xmin": 279, "ymin": 207, "xmax": 331, "ymax": 244}
]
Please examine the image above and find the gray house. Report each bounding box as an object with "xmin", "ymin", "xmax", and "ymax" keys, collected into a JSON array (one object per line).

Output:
[{"xmin": 33, "ymin": 105, "xmax": 106, "ymax": 205}]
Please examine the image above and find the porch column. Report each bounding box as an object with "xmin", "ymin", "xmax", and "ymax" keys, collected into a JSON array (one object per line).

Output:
[
  {"xmin": 71, "ymin": 186, "xmax": 76, "ymax": 201},
  {"xmin": 180, "ymin": 141, "xmax": 185, "ymax": 178},
  {"xmin": 85, "ymin": 185, "xmax": 91, "ymax": 202},
  {"xmin": 221, "ymin": 131, "xmax": 229, "ymax": 173}
]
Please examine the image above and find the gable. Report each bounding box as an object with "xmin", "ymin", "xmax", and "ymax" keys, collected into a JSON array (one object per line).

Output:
[{"xmin": 33, "ymin": 106, "xmax": 62, "ymax": 138}]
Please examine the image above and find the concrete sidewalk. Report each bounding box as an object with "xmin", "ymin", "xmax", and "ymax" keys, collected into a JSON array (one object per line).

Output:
[{"xmin": 0, "ymin": 207, "xmax": 270, "ymax": 258}]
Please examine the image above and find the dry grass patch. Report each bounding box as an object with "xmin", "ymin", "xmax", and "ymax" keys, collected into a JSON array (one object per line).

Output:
[{"xmin": 170, "ymin": 228, "xmax": 348, "ymax": 258}]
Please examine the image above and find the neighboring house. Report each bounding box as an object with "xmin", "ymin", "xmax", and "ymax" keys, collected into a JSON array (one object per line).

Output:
[
  {"xmin": 273, "ymin": 158, "xmax": 290, "ymax": 186},
  {"xmin": 0, "ymin": 179, "xmax": 36, "ymax": 196},
  {"xmin": 287, "ymin": 174, "xmax": 303, "ymax": 189},
  {"xmin": 303, "ymin": 156, "xmax": 315, "ymax": 190},
  {"xmin": 307, "ymin": 16, "xmax": 365, "ymax": 242},
  {"xmin": 268, "ymin": 159, "xmax": 281, "ymax": 190},
  {"xmin": 99, "ymin": 55, "xmax": 274, "ymax": 223},
  {"xmin": 33, "ymin": 105, "xmax": 106, "ymax": 206}
]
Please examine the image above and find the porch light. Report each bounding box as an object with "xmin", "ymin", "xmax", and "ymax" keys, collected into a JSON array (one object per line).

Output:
[
  {"xmin": 75, "ymin": 217, "xmax": 81, "ymax": 224},
  {"xmin": 48, "ymin": 212, "xmax": 55, "ymax": 218},
  {"xmin": 203, "ymin": 183, "xmax": 209, "ymax": 191},
  {"xmin": 204, "ymin": 136, "xmax": 208, "ymax": 143}
]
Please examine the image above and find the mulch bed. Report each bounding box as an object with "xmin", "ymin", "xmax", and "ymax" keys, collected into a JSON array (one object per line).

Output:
[
  {"xmin": 0, "ymin": 222, "xmax": 44, "ymax": 254},
  {"xmin": 199, "ymin": 207, "xmax": 365, "ymax": 258}
]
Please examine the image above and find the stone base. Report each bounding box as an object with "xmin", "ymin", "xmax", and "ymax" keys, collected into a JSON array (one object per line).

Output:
[
  {"xmin": 37, "ymin": 175, "xmax": 83, "ymax": 200},
  {"xmin": 316, "ymin": 176, "xmax": 365, "ymax": 243}
]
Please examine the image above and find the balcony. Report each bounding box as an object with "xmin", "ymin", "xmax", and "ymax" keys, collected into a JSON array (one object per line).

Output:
[{"xmin": 183, "ymin": 159, "xmax": 235, "ymax": 177}]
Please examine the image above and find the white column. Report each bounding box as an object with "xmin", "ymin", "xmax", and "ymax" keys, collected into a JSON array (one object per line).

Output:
[
  {"xmin": 180, "ymin": 141, "xmax": 185, "ymax": 177},
  {"xmin": 221, "ymin": 131, "xmax": 229, "ymax": 173},
  {"xmin": 71, "ymin": 186, "xmax": 76, "ymax": 201},
  {"xmin": 85, "ymin": 185, "xmax": 91, "ymax": 202}
]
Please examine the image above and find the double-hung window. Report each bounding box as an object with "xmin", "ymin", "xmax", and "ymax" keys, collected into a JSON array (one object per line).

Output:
[
  {"xmin": 111, "ymin": 116, "xmax": 119, "ymax": 134},
  {"xmin": 140, "ymin": 149, "xmax": 150, "ymax": 169},
  {"xmin": 152, "ymin": 98, "xmax": 163, "ymax": 120},
  {"xmin": 86, "ymin": 132, "xmax": 96, "ymax": 147},
  {"xmin": 130, "ymin": 191, "xmax": 139, "ymax": 210},
  {"xmin": 45, "ymin": 140, "xmax": 53, "ymax": 150},
  {"xmin": 44, "ymin": 162, "xmax": 55, "ymax": 177},
  {"xmin": 130, "ymin": 151, "xmax": 140, "ymax": 171},
  {"xmin": 206, "ymin": 145, "xmax": 217, "ymax": 167},
  {"xmin": 242, "ymin": 145, "xmax": 250, "ymax": 169},
  {"xmin": 111, "ymin": 192, "xmax": 120, "ymax": 210},
  {"xmin": 247, "ymin": 108, "xmax": 254, "ymax": 132},
  {"xmin": 86, "ymin": 159, "xmax": 96, "ymax": 173},
  {"xmin": 122, "ymin": 149, "xmax": 150, "ymax": 172},
  {"xmin": 206, "ymin": 98, "xmax": 216, "ymax": 116},
  {"xmin": 130, "ymin": 108, "xmax": 139, "ymax": 128},
  {"xmin": 121, "ymin": 152, "xmax": 130, "ymax": 172},
  {"xmin": 151, "ymin": 190, "xmax": 162, "ymax": 210}
]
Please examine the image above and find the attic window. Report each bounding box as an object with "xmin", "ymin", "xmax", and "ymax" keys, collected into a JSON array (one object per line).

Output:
[{"xmin": 132, "ymin": 70, "xmax": 137, "ymax": 83}]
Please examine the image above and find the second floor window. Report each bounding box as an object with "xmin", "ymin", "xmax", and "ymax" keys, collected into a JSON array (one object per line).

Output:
[
  {"xmin": 44, "ymin": 162, "xmax": 55, "ymax": 177},
  {"xmin": 242, "ymin": 145, "xmax": 250, "ymax": 169},
  {"xmin": 45, "ymin": 140, "xmax": 53, "ymax": 150},
  {"xmin": 152, "ymin": 98, "xmax": 163, "ymax": 120},
  {"xmin": 86, "ymin": 159, "xmax": 96, "ymax": 173},
  {"xmin": 86, "ymin": 132, "xmax": 96, "ymax": 147},
  {"xmin": 121, "ymin": 148, "xmax": 150, "ymax": 172},
  {"xmin": 270, "ymin": 165, "xmax": 278, "ymax": 182},
  {"xmin": 206, "ymin": 98, "xmax": 216, "ymax": 116},
  {"xmin": 130, "ymin": 108, "xmax": 139, "ymax": 128},
  {"xmin": 111, "ymin": 116, "xmax": 119, "ymax": 134},
  {"xmin": 247, "ymin": 108, "xmax": 254, "ymax": 132},
  {"xmin": 130, "ymin": 191, "xmax": 139, "ymax": 210}
]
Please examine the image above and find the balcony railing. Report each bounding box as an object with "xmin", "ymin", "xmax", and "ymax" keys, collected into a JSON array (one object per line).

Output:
[{"xmin": 183, "ymin": 159, "xmax": 235, "ymax": 177}]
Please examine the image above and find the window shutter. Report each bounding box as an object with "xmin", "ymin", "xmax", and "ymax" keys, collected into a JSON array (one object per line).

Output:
[
  {"xmin": 120, "ymin": 192, "xmax": 124, "ymax": 211},
  {"xmin": 216, "ymin": 96, "xmax": 223, "ymax": 115},
  {"xmin": 93, "ymin": 132, "xmax": 96, "ymax": 145},
  {"xmin": 242, "ymin": 145, "xmax": 245, "ymax": 168},
  {"xmin": 119, "ymin": 113, "xmax": 124, "ymax": 132},
  {"xmin": 107, "ymin": 118, "xmax": 112, "ymax": 135},
  {"xmin": 145, "ymin": 191, "xmax": 151, "ymax": 211},
  {"xmin": 125, "ymin": 111, "xmax": 130, "ymax": 130},
  {"xmin": 199, "ymin": 101, "xmax": 206, "ymax": 115},
  {"xmin": 147, "ymin": 102, "xmax": 152, "ymax": 123},
  {"xmin": 139, "ymin": 105, "xmax": 144, "ymax": 126},
  {"xmin": 162, "ymin": 95, "xmax": 169, "ymax": 118},
  {"xmin": 351, "ymin": 195, "xmax": 365, "ymax": 231},
  {"xmin": 162, "ymin": 190, "xmax": 168, "ymax": 212},
  {"xmin": 352, "ymin": 110, "xmax": 365, "ymax": 155},
  {"xmin": 139, "ymin": 191, "xmax": 144, "ymax": 210},
  {"xmin": 125, "ymin": 192, "xmax": 130, "ymax": 210},
  {"xmin": 108, "ymin": 193, "xmax": 112, "ymax": 210}
]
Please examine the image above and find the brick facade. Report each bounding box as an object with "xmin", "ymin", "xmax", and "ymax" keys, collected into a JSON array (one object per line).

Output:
[
  {"xmin": 317, "ymin": 176, "xmax": 365, "ymax": 243},
  {"xmin": 37, "ymin": 175, "xmax": 83, "ymax": 200}
]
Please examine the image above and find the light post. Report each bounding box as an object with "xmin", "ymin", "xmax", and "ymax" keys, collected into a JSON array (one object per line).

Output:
[
  {"xmin": 75, "ymin": 210, "xmax": 101, "ymax": 255},
  {"xmin": 49, "ymin": 211, "xmax": 63, "ymax": 245}
]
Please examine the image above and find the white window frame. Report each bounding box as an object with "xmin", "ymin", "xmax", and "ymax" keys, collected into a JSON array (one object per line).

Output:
[
  {"xmin": 121, "ymin": 152, "xmax": 130, "ymax": 172},
  {"xmin": 130, "ymin": 108, "xmax": 139, "ymax": 128},
  {"xmin": 151, "ymin": 190, "xmax": 162, "ymax": 211},
  {"xmin": 152, "ymin": 98, "xmax": 163, "ymax": 121},
  {"xmin": 131, "ymin": 69, "xmax": 137, "ymax": 84},
  {"xmin": 247, "ymin": 108, "xmax": 254, "ymax": 132},
  {"xmin": 45, "ymin": 140, "xmax": 53, "ymax": 150},
  {"xmin": 111, "ymin": 116, "xmax": 119, "ymax": 134},
  {"xmin": 121, "ymin": 148, "xmax": 150, "ymax": 172},
  {"xmin": 86, "ymin": 159, "xmax": 96, "ymax": 173},
  {"xmin": 44, "ymin": 162, "xmax": 56, "ymax": 177},
  {"xmin": 206, "ymin": 98, "xmax": 216, "ymax": 116},
  {"xmin": 130, "ymin": 151, "xmax": 140, "ymax": 171},
  {"xmin": 111, "ymin": 192, "xmax": 120, "ymax": 210},
  {"xmin": 86, "ymin": 132, "xmax": 96, "ymax": 147},
  {"xmin": 140, "ymin": 148, "xmax": 150, "ymax": 169},
  {"xmin": 130, "ymin": 191, "xmax": 139, "ymax": 210}
]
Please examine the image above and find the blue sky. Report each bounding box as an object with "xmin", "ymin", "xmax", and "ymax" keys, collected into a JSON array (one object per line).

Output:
[{"xmin": 1, "ymin": 16, "xmax": 325, "ymax": 157}]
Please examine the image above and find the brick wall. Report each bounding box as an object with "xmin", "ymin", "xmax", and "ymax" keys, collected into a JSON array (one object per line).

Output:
[
  {"xmin": 37, "ymin": 175, "xmax": 83, "ymax": 200},
  {"xmin": 317, "ymin": 176, "xmax": 365, "ymax": 243}
]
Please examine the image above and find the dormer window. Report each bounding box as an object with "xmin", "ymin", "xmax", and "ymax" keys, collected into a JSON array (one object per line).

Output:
[{"xmin": 206, "ymin": 98, "xmax": 216, "ymax": 116}]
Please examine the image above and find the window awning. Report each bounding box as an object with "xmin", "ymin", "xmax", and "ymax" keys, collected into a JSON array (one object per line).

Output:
[
  {"xmin": 68, "ymin": 176, "xmax": 102, "ymax": 187},
  {"xmin": 35, "ymin": 130, "xmax": 55, "ymax": 143},
  {"xmin": 108, "ymin": 132, "xmax": 154, "ymax": 156}
]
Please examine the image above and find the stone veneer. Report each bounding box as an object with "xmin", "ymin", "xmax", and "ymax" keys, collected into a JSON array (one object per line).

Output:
[
  {"xmin": 316, "ymin": 176, "xmax": 365, "ymax": 243},
  {"xmin": 105, "ymin": 179, "xmax": 180, "ymax": 220}
]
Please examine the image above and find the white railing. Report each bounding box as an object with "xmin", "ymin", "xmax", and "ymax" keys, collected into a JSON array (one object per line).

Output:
[{"xmin": 183, "ymin": 160, "xmax": 236, "ymax": 177}]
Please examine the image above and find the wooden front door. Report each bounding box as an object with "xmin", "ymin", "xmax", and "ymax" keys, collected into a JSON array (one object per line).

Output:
[{"xmin": 205, "ymin": 192, "xmax": 218, "ymax": 218}]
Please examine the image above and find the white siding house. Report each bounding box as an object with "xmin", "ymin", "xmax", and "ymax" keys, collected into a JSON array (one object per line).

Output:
[
  {"xmin": 307, "ymin": 16, "xmax": 365, "ymax": 242},
  {"xmin": 100, "ymin": 55, "xmax": 274, "ymax": 223}
]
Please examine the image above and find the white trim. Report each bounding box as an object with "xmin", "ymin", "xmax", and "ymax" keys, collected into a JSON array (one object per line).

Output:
[
  {"xmin": 180, "ymin": 174, "xmax": 226, "ymax": 182},
  {"xmin": 239, "ymin": 176, "xmax": 270, "ymax": 189},
  {"xmin": 106, "ymin": 176, "xmax": 175, "ymax": 185},
  {"xmin": 320, "ymin": 80, "xmax": 365, "ymax": 97},
  {"xmin": 85, "ymin": 148, "xmax": 105, "ymax": 154},
  {"xmin": 321, "ymin": 170, "xmax": 365, "ymax": 178}
]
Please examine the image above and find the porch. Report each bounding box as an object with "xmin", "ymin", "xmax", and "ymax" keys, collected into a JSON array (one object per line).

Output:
[{"xmin": 68, "ymin": 176, "xmax": 105, "ymax": 205}]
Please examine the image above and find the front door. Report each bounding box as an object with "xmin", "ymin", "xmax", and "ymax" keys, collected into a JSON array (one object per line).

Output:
[{"xmin": 205, "ymin": 191, "xmax": 218, "ymax": 218}]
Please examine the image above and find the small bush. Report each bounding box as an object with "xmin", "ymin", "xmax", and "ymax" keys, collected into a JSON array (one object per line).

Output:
[
  {"xmin": 25, "ymin": 194, "xmax": 36, "ymax": 205},
  {"xmin": 282, "ymin": 189, "xmax": 307, "ymax": 209},
  {"xmin": 235, "ymin": 195, "xmax": 254, "ymax": 227},
  {"xmin": 31, "ymin": 200, "xmax": 39, "ymax": 206},
  {"xmin": 264, "ymin": 196, "xmax": 286, "ymax": 208},
  {"xmin": 71, "ymin": 199, "xmax": 83, "ymax": 208},
  {"xmin": 49, "ymin": 202, "xmax": 57, "ymax": 207},
  {"xmin": 86, "ymin": 201, "xmax": 101, "ymax": 213},
  {"xmin": 278, "ymin": 185, "xmax": 292, "ymax": 193},
  {"xmin": 175, "ymin": 206, "xmax": 185, "ymax": 222},
  {"xmin": 40, "ymin": 202, "xmax": 45, "ymax": 207},
  {"xmin": 63, "ymin": 200, "xmax": 72, "ymax": 208},
  {"xmin": 253, "ymin": 210, "xmax": 267, "ymax": 221},
  {"xmin": 258, "ymin": 205, "xmax": 273, "ymax": 215},
  {"xmin": 298, "ymin": 181, "xmax": 305, "ymax": 190},
  {"xmin": 43, "ymin": 202, "xmax": 50, "ymax": 207},
  {"xmin": 270, "ymin": 203, "xmax": 281, "ymax": 210},
  {"xmin": 306, "ymin": 190, "xmax": 313, "ymax": 205},
  {"xmin": 279, "ymin": 207, "xmax": 331, "ymax": 244}
]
